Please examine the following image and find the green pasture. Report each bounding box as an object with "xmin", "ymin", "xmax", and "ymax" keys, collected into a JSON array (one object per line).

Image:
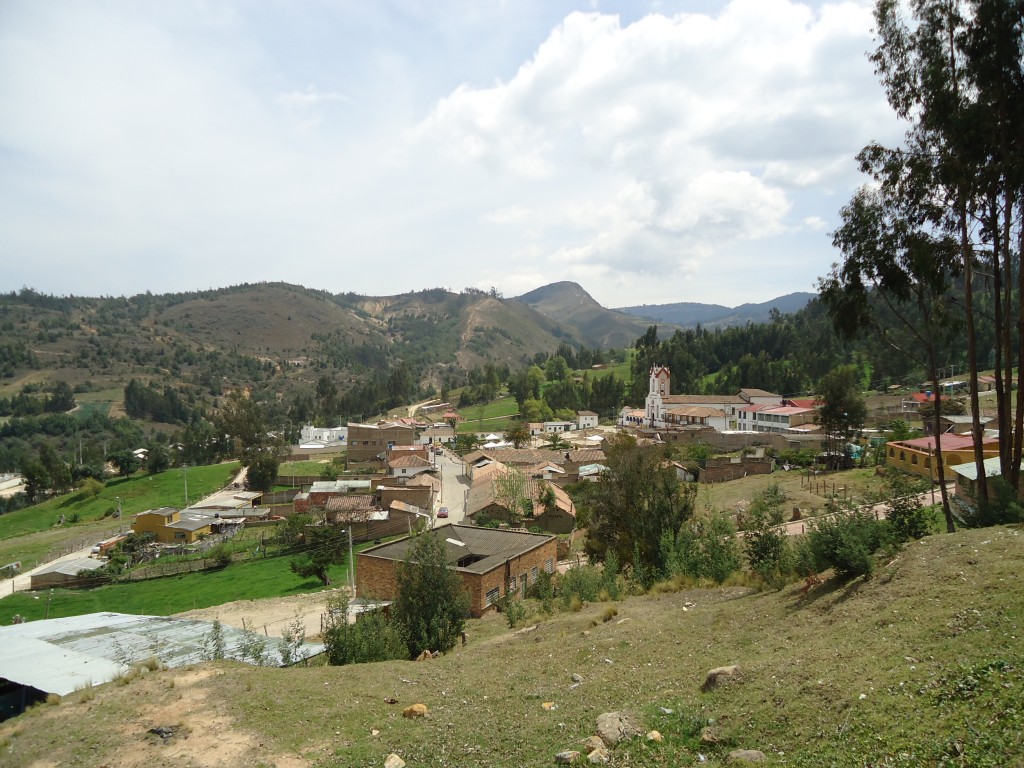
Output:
[
  {"xmin": 0, "ymin": 551, "xmax": 351, "ymax": 624},
  {"xmin": 0, "ymin": 463, "xmax": 240, "ymax": 543},
  {"xmin": 0, "ymin": 463, "xmax": 240, "ymax": 568}
]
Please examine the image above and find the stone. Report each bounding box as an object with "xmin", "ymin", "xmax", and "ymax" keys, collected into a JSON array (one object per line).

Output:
[
  {"xmin": 570, "ymin": 673, "xmax": 584, "ymax": 683},
  {"xmin": 587, "ymin": 747, "xmax": 610, "ymax": 764},
  {"xmin": 700, "ymin": 727, "xmax": 720, "ymax": 745},
  {"xmin": 726, "ymin": 749, "xmax": 766, "ymax": 763},
  {"xmin": 402, "ymin": 703, "xmax": 428, "ymax": 719},
  {"xmin": 595, "ymin": 711, "xmax": 641, "ymax": 747},
  {"xmin": 702, "ymin": 665, "xmax": 741, "ymax": 692},
  {"xmin": 555, "ymin": 750, "xmax": 581, "ymax": 763},
  {"xmin": 542, "ymin": 701, "xmax": 557, "ymax": 710},
  {"xmin": 646, "ymin": 730, "xmax": 663, "ymax": 743},
  {"xmin": 582, "ymin": 736, "xmax": 605, "ymax": 752},
  {"xmin": 384, "ymin": 754, "xmax": 406, "ymax": 768}
]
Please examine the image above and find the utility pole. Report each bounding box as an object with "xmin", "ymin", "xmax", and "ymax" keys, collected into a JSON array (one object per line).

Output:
[
  {"xmin": 347, "ymin": 527, "xmax": 355, "ymax": 598},
  {"xmin": 183, "ymin": 464, "xmax": 189, "ymax": 508}
]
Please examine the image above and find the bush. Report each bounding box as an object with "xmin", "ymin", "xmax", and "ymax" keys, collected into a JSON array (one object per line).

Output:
[
  {"xmin": 807, "ymin": 510, "xmax": 887, "ymax": 579},
  {"xmin": 206, "ymin": 543, "xmax": 232, "ymax": 568},
  {"xmin": 664, "ymin": 515, "xmax": 741, "ymax": 584},
  {"xmin": 743, "ymin": 505, "xmax": 794, "ymax": 589},
  {"xmin": 393, "ymin": 533, "xmax": 471, "ymax": 657},
  {"xmin": 886, "ymin": 491, "xmax": 933, "ymax": 541},
  {"xmin": 495, "ymin": 592, "xmax": 527, "ymax": 628},
  {"xmin": 322, "ymin": 594, "xmax": 408, "ymax": 665},
  {"xmin": 526, "ymin": 570, "xmax": 555, "ymax": 614},
  {"xmin": 558, "ymin": 564, "xmax": 604, "ymax": 608}
]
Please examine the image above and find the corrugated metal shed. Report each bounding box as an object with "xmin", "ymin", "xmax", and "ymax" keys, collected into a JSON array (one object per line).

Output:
[{"xmin": 0, "ymin": 612, "xmax": 324, "ymax": 697}]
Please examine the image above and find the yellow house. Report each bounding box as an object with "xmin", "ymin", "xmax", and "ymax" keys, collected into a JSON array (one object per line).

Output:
[
  {"xmin": 886, "ymin": 434, "xmax": 1000, "ymax": 479},
  {"xmin": 132, "ymin": 507, "xmax": 215, "ymax": 544}
]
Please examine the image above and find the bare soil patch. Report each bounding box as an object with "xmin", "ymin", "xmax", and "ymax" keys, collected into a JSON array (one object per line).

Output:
[{"xmin": 173, "ymin": 588, "xmax": 347, "ymax": 639}]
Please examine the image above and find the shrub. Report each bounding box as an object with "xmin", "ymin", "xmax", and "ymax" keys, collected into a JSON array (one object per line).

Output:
[
  {"xmin": 558, "ymin": 564, "xmax": 604, "ymax": 608},
  {"xmin": 965, "ymin": 476, "xmax": 1024, "ymax": 528},
  {"xmin": 207, "ymin": 543, "xmax": 232, "ymax": 568},
  {"xmin": 495, "ymin": 592, "xmax": 527, "ymax": 628},
  {"xmin": 743, "ymin": 505, "xmax": 794, "ymax": 589},
  {"xmin": 393, "ymin": 533, "xmax": 471, "ymax": 658},
  {"xmin": 886, "ymin": 490, "xmax": 933, "ymax": 541},
  {"xmin": 807, "ymin": 509, "xmax": 887, "ymax": 579},
  {"xmin": 322, "ymin": 594, "xmax": 408, "ymax": 665},
  {"xmin": 601, "ymin": 605, "xmax": 618, "ymax": 623},
  {"xmin": 526, "ymin": 570, "xmax": 555, "ymax": 614},
  {"xmin": 664, "ymin": 515, "xmax": 741, "ymax": 584}
]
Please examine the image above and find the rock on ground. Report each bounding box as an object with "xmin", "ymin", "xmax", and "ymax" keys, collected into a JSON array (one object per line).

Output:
[
  {"xmin": 595, "ymin": 711, "xmax": 641, "ymax": 747},
  {"xmin": 702, "ymin": 664, "xmax": 741, "ymax": 692}
]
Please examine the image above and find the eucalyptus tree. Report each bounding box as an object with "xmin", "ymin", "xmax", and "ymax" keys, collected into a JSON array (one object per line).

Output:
[{"xmin": 822, "ymin": 0, "xmax": 1024, "ymax": 526}]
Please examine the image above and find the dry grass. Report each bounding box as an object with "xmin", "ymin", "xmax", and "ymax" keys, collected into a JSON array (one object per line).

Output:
[{"xmin": 2, "ymin": 526, "xmax": 1022, "ymax": 767}]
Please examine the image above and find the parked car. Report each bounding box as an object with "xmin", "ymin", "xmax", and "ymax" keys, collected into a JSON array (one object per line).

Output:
[{"xmin": 438, "ymin": 507, "xmax": 449, "ymax": 518}]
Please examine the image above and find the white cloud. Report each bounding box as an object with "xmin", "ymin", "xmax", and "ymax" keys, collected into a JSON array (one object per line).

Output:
[{"xmin": 0, "ymin": 0, "xmax": 898, "ymax": 308}]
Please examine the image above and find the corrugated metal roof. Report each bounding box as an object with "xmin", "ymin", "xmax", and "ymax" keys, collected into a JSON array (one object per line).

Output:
[
  {"xmin": 0, "ymin": 613, "xmax": 324, "ymax": 696},
  {"xmin": 33, "ymin": 557, "xmax": 105, "ymax": 577}
]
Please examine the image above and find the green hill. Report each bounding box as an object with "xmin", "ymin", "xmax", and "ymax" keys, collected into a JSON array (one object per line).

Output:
[{"xmin": 2, "ymin": 525, "xmax": 1020, "ymax": 766}]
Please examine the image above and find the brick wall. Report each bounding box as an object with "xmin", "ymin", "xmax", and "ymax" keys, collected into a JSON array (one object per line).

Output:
[{"xmin": 356, "ymin": 536, "xmax": 558, "ymax": 618}]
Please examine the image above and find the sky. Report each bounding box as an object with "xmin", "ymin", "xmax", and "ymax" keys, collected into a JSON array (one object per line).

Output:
[{"xmin": 0, "ymin": 0, "xmax": 906, "ymax": 308}]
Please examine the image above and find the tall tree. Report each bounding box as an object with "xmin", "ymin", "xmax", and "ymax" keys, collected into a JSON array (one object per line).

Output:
[
  {"xmin": 859, "ymin": 0, "xmax": 1024, "ymax": 511},
  {"xmin": 392, "ymin": 533, "xmax": 470, "ymax": 658},
  {"xmin": 816, "ymin": 366, "xmax": 868, "ymax": 469},
  {"xmin": 585, "ymin": 434, "xmax": 696, "ymax": 583}
]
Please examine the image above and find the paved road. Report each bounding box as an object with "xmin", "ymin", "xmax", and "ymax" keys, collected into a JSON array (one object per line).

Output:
[{"xmin": 433, "ymin": 449, "xmax": 469, "ymax": 529}]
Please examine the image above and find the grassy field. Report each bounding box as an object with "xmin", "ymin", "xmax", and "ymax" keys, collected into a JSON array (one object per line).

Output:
[
  {"xmin": 576, "ymin": 350, "xmax": 634, "ymax": 385},
  {"xmin": 0, "ymin": 463, "xmax": 240, "ymax": 568},
  {"xmin": 3, "ymin": 525, "xmax": 1021, "ymax": 766},
  {"xmin": 0, "ymin": 550, "xmax": 353, "ymax": 624},
  {"xmin": 458, "ymin": 396, "xmax": 521, "ymax": 433},
  {"xmin": 696, "ymin": 467, "xmax": 889, "ymax": 517},
  {"xmin": 279, "ymin": 459, "xmax": 341, "ymax": 475}
]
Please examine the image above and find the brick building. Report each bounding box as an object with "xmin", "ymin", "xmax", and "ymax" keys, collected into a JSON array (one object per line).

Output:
[
  {"xmin": 356, "ymin": 526, "xmax": 557, "ymax": 617},
  {"xmin": 347, "ymin": 421, "xmax": 417, "ymax": 462}
]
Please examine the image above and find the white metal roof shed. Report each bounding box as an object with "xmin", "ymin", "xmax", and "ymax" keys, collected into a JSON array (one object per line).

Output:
[{"xmin": 0, "ymin": 612, "xmax": 324, "ymax": 697}]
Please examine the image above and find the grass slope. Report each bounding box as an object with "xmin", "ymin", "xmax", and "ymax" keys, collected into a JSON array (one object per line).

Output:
[
  {"xmin": 0, "ymin": 463, "xmax": 239, "ymax": 568},
  {"xmin": 0, "ymin": 552, "xmax": 349, "ymax": 622},
  {"xmin": 2, "ymin": 526, "xmax": 1022, "ymax": 767}
]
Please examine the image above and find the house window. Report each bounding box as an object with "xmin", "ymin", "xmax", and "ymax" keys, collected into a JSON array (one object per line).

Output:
[
  {"xmin": 900, "ymin": 451, "xmax": 905, "ymax": 461},
  {"xmin": 889, "ymin": 447, "xmax": 895, "ymax": 457},
  {"xmin": 544, "ymin": 558, "xmax": 554, "ymax": 574},
  {"xmin": 508, "ymin": 577, "xmax": 517, "ymax": 593},
  {"xmin": 530, "ymin": 566, "xmax": 539, "ymax": 582},
  {"xmin": 486, "ymin": 587, "xmax": 499, "ymax": 606}
]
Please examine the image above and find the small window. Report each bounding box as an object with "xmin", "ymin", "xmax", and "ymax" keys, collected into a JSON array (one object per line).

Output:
[
  {"xmin": 531, "ymin": 566, "xmax": 539, "ymax": 582},
  {"xmin": 911, "ymin": 454, "xmax": 918, "ymax": 465},
  {"xmin": 486, "ymin": 587, "xmax": 499, "ymax": 606},
  {"xmin": 900, "ymin": 451, "xmax": 905, "ymax": 461},
  {"xmin": 889, "ymin": 447, "xmax": 895, "ymax": 457},
  {"xmin": 508, "ymin": 577, "xmax": 517, "ymax": 593},
  {"xmin": 544, "ymin": 558, "xmax": 554, "ymax": 574}
]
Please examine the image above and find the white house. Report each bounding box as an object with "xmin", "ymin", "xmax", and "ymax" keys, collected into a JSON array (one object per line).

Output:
[
  {"xmin": 577, "ymin": 410, "xmax": 599, "ymax": 430},
  {"xmin": 544, "ymin": 421, "xmax": 575, "ymax": 433},
  {"xmin": 299, "ymin": 425, "xmax": 348, "ymax": 448}
]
